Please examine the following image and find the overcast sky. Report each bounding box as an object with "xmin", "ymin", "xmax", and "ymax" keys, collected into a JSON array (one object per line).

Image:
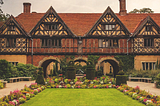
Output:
[{"xmin": 2, "ymin": 0, "xmax": 160, "ymax": 17}]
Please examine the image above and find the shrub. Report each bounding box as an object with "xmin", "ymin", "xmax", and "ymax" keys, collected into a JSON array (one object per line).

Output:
[
  {"xmin": 86, "ymin": 61, "xmax": 95, "ymax": 80},
  {"xmin": 156, "ymin": 73, "xmax": 160, "ymax": 88},
  {"xmin": 19, "ymin": 97, "xmax": 26, "ymax": 104},
  {"xmin": 36, "ymin": 67, "xmax": 45, "ymax": 85},
  {"xmin": 66, "ymin": 60, "xmax": 76, "ymax": 79},
  {"xmin": 118, "ymin": 70, "xmax": 125, "ymax": 75},
  {"xmin": 33, "ymin": 89, "xmax": 38, "ymax": 95},
  {"xmin": 0, "ymin": 102, "xmax": 8, "ymax": 106},
  {"xmin": 0, "ymin": 81, "xmax": 3, "ymax": 89},
  {"xmin": 26, "ymin": 95, "xmax": 30, "ymax": 100},
  {"xmin": 116, "ymin": 75, "xmax": 127, "ymax": 86}
]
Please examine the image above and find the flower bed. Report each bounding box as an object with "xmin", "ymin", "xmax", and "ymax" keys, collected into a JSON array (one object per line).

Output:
[
  {"xmin": 117, "ymin": 85, "xmax": 160, "ymax": 106},
  {"xmin": 45, "ymin": 76, "xmax": 117, "ymax": 89},
  {"xmin": 0, "ymin": 83, "xmax": 45, "ymax": 106},
  {"xmin": 1, "ymin": 76, "xmax": 160, "ymax": 106}
]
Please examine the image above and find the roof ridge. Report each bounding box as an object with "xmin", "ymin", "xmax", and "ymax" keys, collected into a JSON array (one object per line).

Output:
[{"xmin": 132, "ymin": 16, "xmax": 148, "ymax": 33}]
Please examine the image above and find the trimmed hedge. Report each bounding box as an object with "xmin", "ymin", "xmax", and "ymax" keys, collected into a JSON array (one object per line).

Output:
[
  {"xmin": 36, "ymin": 67, "xmax": 45, "ymax": 85},
  {"xmin": 86, "ymin": 61, "xmax": 95, "ymax": 80},
  {"xmin": 66, "ymin": 60, "xmax": 76, "ymax": 79},
  {"xmin": 116, "ymin": 75, "xmax": 127, "ymax": 86}
]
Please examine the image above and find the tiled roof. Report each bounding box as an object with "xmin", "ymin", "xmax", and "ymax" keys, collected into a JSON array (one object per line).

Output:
[{"xmin": 15, "ymin": 12, "xmax": 160, "ymax": 36}]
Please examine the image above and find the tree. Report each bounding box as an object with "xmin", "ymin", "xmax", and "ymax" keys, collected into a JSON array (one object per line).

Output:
[
  {"xmin": 129, "ymin": 8, "xmax": 154, "ymax": 13},
  {"xmin": 0, "ymin": 0, "xmax": 10, "ymax": 21}
]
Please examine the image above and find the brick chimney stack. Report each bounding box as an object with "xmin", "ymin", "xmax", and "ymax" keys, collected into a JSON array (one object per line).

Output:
[
  {"xmin": 119, "ymin": 0, "xmax": 127, "ymax": 16},
  {"xmin": 23, "ymin": 3, "xmax": 31, "ymax": 13}
]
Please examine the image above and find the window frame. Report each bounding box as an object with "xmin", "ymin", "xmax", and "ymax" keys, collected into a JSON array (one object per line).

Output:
[
  {"xmin": 41, "ymin": 38, "xmax": 61, "ymax": 48},
  {"xmin": 6, "ymin": 38, "xmax": 16, "ymax": 48},
  {"xmin": 144, "ymin": 38, "xmax": 154, "ymax": 47},
  {"xmin": 99, "ymin": 39, "xmax": 119, "ymax": 48},
  {"xmin": 142, "ymin": 62, "xmax": 156, "ymax": 70}
]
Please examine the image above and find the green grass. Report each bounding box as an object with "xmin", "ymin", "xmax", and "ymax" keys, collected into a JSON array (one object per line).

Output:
[{"xmin": 22, "ymin": 89, "xmax": 144, "ymax": 106}]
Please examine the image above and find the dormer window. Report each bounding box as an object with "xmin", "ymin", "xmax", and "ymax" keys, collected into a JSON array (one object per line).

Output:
[{"xmin": 146, "ymin": 25, "xmax": 152, "ymax": 31}]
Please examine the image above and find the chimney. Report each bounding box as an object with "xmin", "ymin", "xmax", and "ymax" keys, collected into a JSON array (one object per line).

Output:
[
  {"xmin": 23, "ymin": 2, "xmax": 31, "ymax": 13},
  {"xmin": 119, "ymin": 0, "xmax": 127, "ymax": 16}
]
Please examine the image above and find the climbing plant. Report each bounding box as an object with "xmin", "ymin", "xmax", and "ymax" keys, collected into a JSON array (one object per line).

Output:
[{"xmin": 115, "ymin": 55, "xmax": 135, "ymax": 72}]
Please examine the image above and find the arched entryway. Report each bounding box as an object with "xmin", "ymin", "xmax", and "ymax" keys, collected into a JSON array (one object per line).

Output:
[
  {"xmin": 74, "ymin": 57, "xmax": 88, "ymax": 73},
  {"xmin": 38, "ymin": 57, "xmax": 60, "ymax": 78},
  {"xmin": 96, "ymin": 57, "xmax": 119, "ymax": 77}
]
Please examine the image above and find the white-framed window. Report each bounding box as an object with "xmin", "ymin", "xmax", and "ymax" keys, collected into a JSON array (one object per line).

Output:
[
  {"xmin": 9, "ymin": 62, "xmax": 18, "ymax": 66},
  {"xmin": 142, "ymin": 62, "xmax": 156, "ymax": 70},
  {"xmin": 104, "ymin": 24, "xmax": 116, "ymax": 30}
]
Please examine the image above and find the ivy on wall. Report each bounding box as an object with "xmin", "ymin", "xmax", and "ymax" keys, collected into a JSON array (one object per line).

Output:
[{"xmin": 114, "ymin": 55, "xmax": 135, "ymax": 72}]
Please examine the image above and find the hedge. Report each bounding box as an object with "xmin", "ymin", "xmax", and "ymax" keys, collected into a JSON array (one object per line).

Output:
[{"xmin": 116, "ymin": 75, "xmax": 127, "ymax": 86}]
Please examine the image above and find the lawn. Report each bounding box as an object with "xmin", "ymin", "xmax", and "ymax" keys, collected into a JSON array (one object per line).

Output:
[{"xmin": 22, "ymin": 89, "xmax": 144, "ymax": 106}]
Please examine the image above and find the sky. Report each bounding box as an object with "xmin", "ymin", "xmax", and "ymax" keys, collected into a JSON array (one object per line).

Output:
[{"xmin": 1, "ymin": 0, "xmax": 160, "ymax": 17}]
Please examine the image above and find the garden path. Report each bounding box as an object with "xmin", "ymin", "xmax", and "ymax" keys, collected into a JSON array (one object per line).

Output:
[
  {"xmin": 0, "ymin": 81, "xmax": 35, "ymax": 98},
  {"xmin": 127, "ymin": 81, "xmax": 160, "ymax": 96}
]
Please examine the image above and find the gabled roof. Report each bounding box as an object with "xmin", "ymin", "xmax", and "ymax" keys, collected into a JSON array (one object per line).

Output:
[
  {"xmin": 86, "ymin": 7, "xmax": 130, "ymax": 37},
  {"xmin": 30, "ymin": 6, "xmax": 75, "ymax": 37},
  {"xmin": 132, "ymin": 15, "xmax": 160, "ymax": 37},
  {"xmin": 14, "ymin": 7, "xmax": 160, "ymax": 37},
  {"xmin": 0, "ymin": 15, "xmax": 28, "ymax": 37}
]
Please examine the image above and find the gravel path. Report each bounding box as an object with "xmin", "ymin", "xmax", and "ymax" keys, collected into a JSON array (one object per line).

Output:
[
  {"xmin": 0, "ymin": 81, "xmax": 35, "ymax": 98},
  {"xmin": 127, "ymin": 81, "xmax": 160, "ymax": 96}
]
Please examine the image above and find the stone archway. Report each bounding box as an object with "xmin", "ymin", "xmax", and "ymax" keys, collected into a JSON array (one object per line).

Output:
[
  {"xmin": 96, "ymin": 57, "xmax": 119, "ymax": 77},
  {"xmin": 38, "ymin": 56, "xmax": 61, "ymax": 78},
  {"xmin": 74, "ymin": 57, "xmax": 88, "ymax": 65}
]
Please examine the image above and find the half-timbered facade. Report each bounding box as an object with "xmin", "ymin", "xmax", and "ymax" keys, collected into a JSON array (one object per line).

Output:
[{"xmin": 0, "ymin": 0, "xmax": 160, "ymax": 77}]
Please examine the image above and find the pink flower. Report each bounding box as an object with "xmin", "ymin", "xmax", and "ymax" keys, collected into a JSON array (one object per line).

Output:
[
  {"xmin": 9, "ymin": 101, "xmax": 15, "ymax": 105},
  {"xmin": 135, "ymin": 86, "xmax": 140, "ymax": 90},
  {"xmin": 143, "ymin": 99, "xmax": 148, "ymax": 103},
  {"xmin": 106, "ymin": 85, "xmax": 109, "ymax": 88},
  {"xmin": 94, "ymin": 86, "xmax": 97, "ymax": 88},
  {"xmin": 64, "ymin": 86, "xmax": 67, "ymax": 88},
  {"xmin": 23, "ymin": 95, "xmax": 26, "ymax": 99},
  {"xmin": 78, "ymin": 86, "xmax": 81, "ymax": 88},
  {"xmin": 56, "ymin": 85, "xmax": 59, "ymax": 88}
]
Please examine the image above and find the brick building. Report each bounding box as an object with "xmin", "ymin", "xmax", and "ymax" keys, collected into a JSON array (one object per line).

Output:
[{"xmin": 0, "ymin": 0, "xmax": 160, "ymax": 77}]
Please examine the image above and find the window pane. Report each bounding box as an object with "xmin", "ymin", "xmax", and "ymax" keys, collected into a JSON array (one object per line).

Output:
[
  {"xmin": 52, "ymin": 39, "xmax": 54, "ymax": 46},
  {"xmin": 55, "ymin": 40, "xmax": 57, "ymax": 46},
  {"xmin": 142, "ymin": 63, "xmax": 145, "ymax": 70},
  {"xmin": 105, "ymin": 25, "xmax": 108, "ymax": 30},
  {"xmin": 45, "ymin": 39, "xmax": 47, "ymax": 46},
  {"xmin": 106, "ymin": 40, "xmax": 108, "ymax": 47},
  {"xmin": 153, "ymin": 63, "xmax": 155, "ymax": 70},
  {"xmin": 103, "ymin": 40, "xmax": 105, "ymax": 47},
  {"xmin": 146, "ymin": 63, "xmax": 148, "ymax": 70},
  {"xmin": 148, "ymin": 39, "xmax": 150, "ymax": 46},
  {"xmin": 59, "ymin": 39, "xmax": 61, "ymax": 46},
  {"xmin": 99, "ymin": 39, "xmax": 102, "ymax": 47},
  {"xmin": 49, "ymin": 25, "xmax": 51, "ymax": 30},
  {"xmin": 149, "ymin": 63, "xmax": 152, "ymax": 70},
  {"xmin": 144, "ymin": 39, "xmax": 147, "ymax": 46},
  {"xmin": 108, "ymin": 25, "xmax": 112, "ymax": 30}
]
